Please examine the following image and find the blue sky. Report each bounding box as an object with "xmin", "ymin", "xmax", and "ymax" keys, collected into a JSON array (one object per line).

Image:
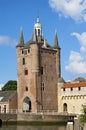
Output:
[{"xmin": 0, "ymin": 0, "xmax": 86, "ymax": 88}]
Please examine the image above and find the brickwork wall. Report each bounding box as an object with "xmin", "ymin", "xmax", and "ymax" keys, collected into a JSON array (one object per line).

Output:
[
  {"xmin": 17, "ymin": 113, "xmax": 74, "ymax": 122},
  {"xmin": 16, "ymin": 44, "xmax": 40, "ymax": 113},
  {"xmin": 16, "ymin": 43, "xmax": 60, "ymax": 113},
  {"xmin": 9, "ymin": 91, "xmax": 17, "ymax": 112},
  {"xmin": 40, "ymin": 49, "xmax": 58, "ymax": 110}
]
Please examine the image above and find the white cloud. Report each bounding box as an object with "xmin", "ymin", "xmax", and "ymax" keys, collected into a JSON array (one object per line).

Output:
[
  {"xmin": 65, "ymin": 32, "xmax": 86, "ymax": 74},
  {"xmin": 71, "ymin": 32, "xmax": 86, "ymax": 52},
  {"xmin": 49, "ymin": 0, "xmax": 86, "ymax": 22},
  {"xmin": 65, "ymin": 51, "xmax": 86, "ymax": 74},
  {"xmin": 0, "ymin": 84, "xmax": 4, "ymax": 90},
  {"xmin": 0, "ymin": 36, "xmax": 17, "ymax": 47}
]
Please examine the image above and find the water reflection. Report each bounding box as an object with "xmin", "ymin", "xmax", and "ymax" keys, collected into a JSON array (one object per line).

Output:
[{"xmin": 2, "ymin": 125, "xmax": 66, "ymax": 130}]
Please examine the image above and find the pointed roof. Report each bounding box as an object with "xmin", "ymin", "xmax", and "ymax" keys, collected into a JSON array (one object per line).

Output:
[
  {"xmin": 32, "ymin": 29, "xmax": 37, "ymax": 42},
  {"xmin": 58, "ymin": 77, "xmax": 65, "ymax": 83},
  {"xmin": 17, "ymin": 28, "xmax": 24, "ymax": 47},
  {"xmin": 53, "ymin": 32, "xmax": 60, "ymax": 49}
]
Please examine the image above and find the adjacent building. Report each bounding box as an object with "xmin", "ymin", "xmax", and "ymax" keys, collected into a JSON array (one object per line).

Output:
[
  {"xmin": 0, "ymin": 91, "xmax": 17, "ymax": 113},
  {"xmin": 58, "ymin": 77, "xmax": 86, "ymax": 114}
]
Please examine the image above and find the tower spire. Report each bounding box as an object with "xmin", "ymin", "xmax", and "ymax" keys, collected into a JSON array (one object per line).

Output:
[
  {"xmin": 18, "ymin": 28, "xmax": 24, "ymax": 46},
  {"xmin": 53, "ymin": 31, "xmax": 60, "ymax": 48}
]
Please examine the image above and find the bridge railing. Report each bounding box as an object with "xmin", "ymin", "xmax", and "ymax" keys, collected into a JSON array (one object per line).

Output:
[{"xmin": 1, "ymin": 109, "xmax": 76, "ymax": 116}]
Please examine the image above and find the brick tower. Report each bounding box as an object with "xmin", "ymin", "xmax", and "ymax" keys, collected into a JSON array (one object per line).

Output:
[{"xmin": 16, "ymin": 17, "xmax": 61, "ymax": 113}]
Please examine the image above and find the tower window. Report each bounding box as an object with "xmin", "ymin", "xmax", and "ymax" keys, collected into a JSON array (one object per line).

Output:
[
  {"xmin": 22, "ymin": 58, "xmax": 25, "ymax": 65},
  {"xmin": 25, "ymin": 86, "xmax": 28, "ymax": 91},
  {"xmin": 24, "ymin": 69, "xmax": 28, "ymax": 75},
  {"xmin": 41, "ymin": 67, "xmax": 43, "ymax": 75},
  {"xmin": 38, "ymin": 29, "xmax": 40, "ymax": 36}
]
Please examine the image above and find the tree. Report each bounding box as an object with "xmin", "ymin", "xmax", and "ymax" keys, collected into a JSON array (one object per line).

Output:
[
  {"xmin": 80, "ymin": 105, "xmax": 86, "ymax": 123},
  {"xmin": 2, "ymin": 80, "xmax": 17, "ymax": 91}
]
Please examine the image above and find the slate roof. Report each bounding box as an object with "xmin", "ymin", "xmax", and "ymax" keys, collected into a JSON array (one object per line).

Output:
[
  {"xmin": 0, "ymin": 91, "xmax": 16, "ymax": 102},
  {"xmin": 58, "ymin": 77, "xmax": 65, "ymax": 83},
  {"xmin": 23, "ymin": 38, "xmax": 52, "ymax": 49}
]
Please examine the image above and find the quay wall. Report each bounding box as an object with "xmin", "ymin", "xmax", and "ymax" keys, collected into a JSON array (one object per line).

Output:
[
  {"xmin": 0, "ymin": 114, "xmax": 17, "ymax": 121},
  {"xmin": 17, "ymin": 113, "xmax": 75, "ymax": 122},
  {"xmin": 0, "ymin": 113, "xmax": 75, "ymax": 122}
]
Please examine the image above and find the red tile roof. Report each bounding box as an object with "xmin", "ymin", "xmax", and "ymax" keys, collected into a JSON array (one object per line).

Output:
[{"xmin": 63, "ymin": 82, "xmax": 86, "ymax": 88}]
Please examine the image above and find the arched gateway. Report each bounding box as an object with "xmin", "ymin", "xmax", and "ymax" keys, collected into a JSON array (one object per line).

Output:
[
  {"xmin": 63, "ymin": 103, "xmax": 67, "ymax": 112},
  {"xmin": 23, "ymin": 97, "xmax": 31, "ymax": 112}
]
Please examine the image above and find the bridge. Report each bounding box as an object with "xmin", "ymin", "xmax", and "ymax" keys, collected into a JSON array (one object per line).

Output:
[{"xmin": 0, "ymin": 112, "xmax": 76, "ymax": 125}]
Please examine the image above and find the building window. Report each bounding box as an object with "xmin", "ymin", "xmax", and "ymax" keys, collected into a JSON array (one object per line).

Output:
[
  {"xmin": 71, "ymin": 87, "xmax": 73, "ymax": 91},
  {"xmin": 41, "ymin": 67, "xmax": 43, "ymax": 75},
  {"xmin": 23, "ymin": 58, "xmax": 25, "ymax": 65},
  {"xmin": 78, "ymin": 87, "xmax": 81, "ymax": 91},
  {"xmin": 4, "ymin": 105, "xmax": 6, "ymax": 113},
  {"xmin": 25, "ymin": 69, "xmax": 28, "ymax": 75},
  {"xmin": 25, "ymin": 86, "xmax": 28, "ymax": 91}
]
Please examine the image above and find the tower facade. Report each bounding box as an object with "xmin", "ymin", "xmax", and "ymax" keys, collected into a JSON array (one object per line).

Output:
[{"xmin": 16, "ymin": 17, "xmax": 61, "ymax": 113}]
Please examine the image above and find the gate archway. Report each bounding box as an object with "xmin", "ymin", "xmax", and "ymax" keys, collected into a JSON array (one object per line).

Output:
[
  {"xmin": 23, "ymin": 97, "xmax": 31, "ymax": 112},
  {"xmin": 63, "ymin": 103, "xmax": 67, "ymax": 112}
]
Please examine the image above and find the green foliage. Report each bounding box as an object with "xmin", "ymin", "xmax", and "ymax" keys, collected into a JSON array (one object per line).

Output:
[
  {"xmin": 2, "ymin": 80, "xmax": 17, "ymax": 91},
  {"xmin": 80, "ymin": 105, "xmax": 86, "ymax": 123}
]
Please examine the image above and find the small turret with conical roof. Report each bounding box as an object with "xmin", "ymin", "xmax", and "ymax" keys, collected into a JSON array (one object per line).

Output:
[
  {"xmin": 17, "ymin": 28, "xmax": 24, "ymax": 47},
  {"xmin": 53, "ymin": 31, "xmax": 60, "ymax": 49}
]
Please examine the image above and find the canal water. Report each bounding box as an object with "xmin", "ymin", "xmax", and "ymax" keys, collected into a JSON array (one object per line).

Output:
[{"xmin": 1, "ymin": 125, "xmax": 66, "ymax": 130}]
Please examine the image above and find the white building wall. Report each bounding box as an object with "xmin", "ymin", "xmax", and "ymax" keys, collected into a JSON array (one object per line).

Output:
[{"xmin": 58, "ymin": 82, "xmax": 86, "ymax": 115}]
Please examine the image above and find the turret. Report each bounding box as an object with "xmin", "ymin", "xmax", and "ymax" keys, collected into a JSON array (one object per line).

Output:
[
  {"xmin": 32, "ymin": 17, "xmax": 43, "ymax": 42},
  {"xmin": 53, "ymin": 31, "xmax": 61, "ymax": 78},
  {"xmin": 17, "ymin": 28, "xmax": 24, "ymax": 47}
]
